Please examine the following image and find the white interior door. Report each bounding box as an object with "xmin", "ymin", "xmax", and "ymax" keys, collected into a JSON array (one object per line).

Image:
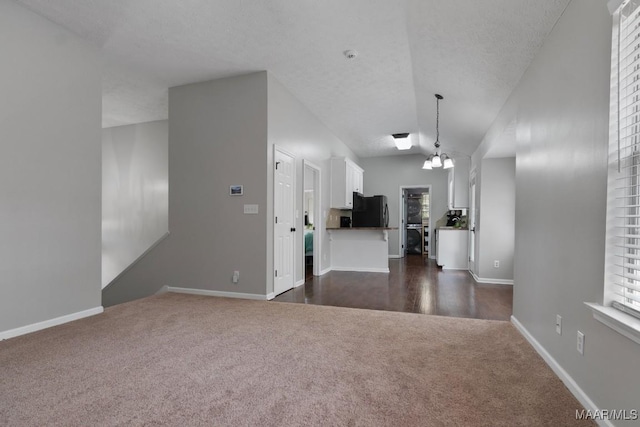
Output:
[{"xmin": 274, "ymin": 148, "xmax": 295, "ymax": 296}]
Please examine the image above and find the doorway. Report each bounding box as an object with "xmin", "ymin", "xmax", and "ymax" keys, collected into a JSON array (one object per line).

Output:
[
  {"xmin": 303, "ymin": 160, "xmax": 321, "ymax": 281},
  {"xmin": 469, "ymin": 174, "xmax": 477, "ymax": 275},
  {"xmin": 399, "ymin": 185, "xmax": 432, "ymax": 258},
  {"xmin": 274, "ymin": 146, "xmax": 295, "ymax": 296}
]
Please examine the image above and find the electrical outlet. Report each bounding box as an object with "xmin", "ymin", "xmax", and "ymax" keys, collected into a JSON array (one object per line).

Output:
[
  {"xmin": 556, "ymin": 315, "xmax": 562, "ymax": 335},
  {"xmin": 577, "ymin": 331, "xmax": 585, "ymax": 355},
  {"xmin": 494, "ymin": 260, "xmax": 500, "ymax": 268},
  {"xmin": 232, "ymin": 271, "xmax": 240, "ymax": 284}
]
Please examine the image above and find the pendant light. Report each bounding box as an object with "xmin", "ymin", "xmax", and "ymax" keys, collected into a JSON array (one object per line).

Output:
[{"xmin": 423, "ymin": 94, "xmax": 454, "ymax": 170}]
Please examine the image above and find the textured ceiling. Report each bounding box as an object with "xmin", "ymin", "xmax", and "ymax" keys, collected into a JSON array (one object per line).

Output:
[{"xmin": 17, "ymin": 0, "xmax": 569, "ymax": 158}]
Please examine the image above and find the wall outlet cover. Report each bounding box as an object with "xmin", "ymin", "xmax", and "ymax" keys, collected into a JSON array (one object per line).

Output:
[{"xmin": 577, "ymin": 331, "xmax": 585, "ymax": 355}]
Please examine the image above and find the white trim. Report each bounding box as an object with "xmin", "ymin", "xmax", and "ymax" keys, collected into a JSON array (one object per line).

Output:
[
  {"xmin": 155, "ymin": 285, "xmax": 169, "ymax": 295},
  {"xmin": 511, "ymin": 316, "xmax": 612, "ymax": 427},
  {"xmin": 608, "ymin": 0, "xmax": 624, "ymax": 15},
  {"xmin": 585, "ymin": 303, "xmax": 640, "ymax": 345},
  {"xmin": 330, "ymin": 267, "xmax": 390, "ymax": 273},
  {"xmin": 398, "ymin": 184, "xmax": 432, "ymax": 257},
  {"xmin": 319, "ymin": 267, "xmax": 332, "ymax": 276},
  {"xmin": 167, "ymin": 287, "xmax": 269, "ymax": 301},
  {"xmin": 302, "ymin": 160, "xmax": 322, "ymax": 278},
  {"xmin": 470, "ymin": 270, "xmax": 514, "ymax": 285},
  {"xmin": 0, "ymin": 306, "xmax": 104, "ymax": 341},
  {"xmin": 266, "ymin": 292, "xmax": 276, "ymax": 300},
  {"xmin": 388, "ymin": 255, "xmax": 402, "ymax": 259},
  {"xmin": 295, "ymin": 279, "xmax": 305, "ymax": 288}
]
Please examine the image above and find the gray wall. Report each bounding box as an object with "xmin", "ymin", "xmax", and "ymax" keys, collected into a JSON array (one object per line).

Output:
[
  {"xmin": 0, "ymin": 1, "xmax": 102, "ymax": 332},
  {"xmin": 102, "ymin": 120, "xmax": 168, "ymax": 288},
  {"xmin": 104, "ymin": 73, "xmax": 269, "ymax": 305},
  {"xmin": 476, "ymin": 0, "xmax": 639, "ymax": 419},
  {"xmin": 477, "ymin": 157, "xmax": 515, "ymax": 281},
  {"xmin": 359, "ymin": 155, "xmax": 449, "ymax": 257},
  {"xmin": 106, "ymin": 71, "xmax": 361, "ymax": 302},
  {"xmin": 266, "ymin": 74, "xmax": 360, "ymax": 290}
]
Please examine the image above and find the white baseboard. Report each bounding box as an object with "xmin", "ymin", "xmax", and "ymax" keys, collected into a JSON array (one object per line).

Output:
[
  {"xmin": 0, "ymin": 306, "xmax": 104, "ymax": 341},
  {"xmin": 167, "ymin": 287, "xmax": 268, "ymax": 301},
  {"xmin": 155, "ymin": 285, "xmax": 169, "ymax": 295},
  {"xmin": 510, "ymin": 316, "xmax": 611, "ymax": 427},
  {"xmin": 330, "ymin": 267, "xmax": 390, "ymax": 273},
  {"xmin": 471, "ymin": 271, "xmax": 514, "ymax": 285},
  {"xmin": 294, "ymin": 279, "xmax": 305, "ymax": 288},
  {"xmin": 266, "ymin": 292, "xmax": 276, "ymax": 300},
  {"xmin": 319, "ymin": 267, "xmax": 332, "ymax": 276},
  {"xmin": 388, "ymin": 255, "xmax": 402, "ymax": 259}
]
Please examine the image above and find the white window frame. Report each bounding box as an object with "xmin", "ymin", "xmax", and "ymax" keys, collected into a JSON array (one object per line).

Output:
[{"xmin": 588, "ymin": 0, "xmax": 640, "ymax": 345}]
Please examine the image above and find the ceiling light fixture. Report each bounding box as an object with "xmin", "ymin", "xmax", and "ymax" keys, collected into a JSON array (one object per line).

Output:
[
  {"xmin": 423, "ymin": 94, "xmax": 454, "ymax": 170},
  {"xmin": 392, "ymin": 133, "xmax": 411, "ymax": 150}
]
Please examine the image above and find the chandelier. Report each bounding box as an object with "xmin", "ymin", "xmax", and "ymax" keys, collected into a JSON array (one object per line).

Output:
[{"xmin": 423, "ymin": 94, "xmax": 453, "ymax": 170}]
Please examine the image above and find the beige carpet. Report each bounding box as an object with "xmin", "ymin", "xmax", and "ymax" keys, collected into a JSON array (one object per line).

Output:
[{"xmin": 0, "ymin": 293, "xmax": 592, "ymax": 426}]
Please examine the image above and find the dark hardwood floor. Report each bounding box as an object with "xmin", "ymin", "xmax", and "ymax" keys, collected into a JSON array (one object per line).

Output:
[{"xmin": 274, "ymin": 255, "xmax": 513, "ymax": 320}]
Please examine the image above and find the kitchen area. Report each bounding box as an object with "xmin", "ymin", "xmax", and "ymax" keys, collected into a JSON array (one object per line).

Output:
[
  {"xmin": 325, "ymin": 155, "xmax": 471, "ymax": 273},
  {"xmin": 325, "ymin": 157, "xmax": 396, "ymax": 273}
]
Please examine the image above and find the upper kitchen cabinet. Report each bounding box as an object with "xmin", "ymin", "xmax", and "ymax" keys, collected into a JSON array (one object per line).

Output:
[
  {"xmin": 448, "ymin": 157, "xmax": 470, "ymax": 209},
  {"xmin": 330, "ymin": 157, "xmax": 364, "ymax": 209}
]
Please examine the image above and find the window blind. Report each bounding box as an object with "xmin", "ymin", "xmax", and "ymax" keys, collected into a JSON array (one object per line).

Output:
[{"xmin": 609, "ymin": 0, "xmax": 640, "ymax": 318}]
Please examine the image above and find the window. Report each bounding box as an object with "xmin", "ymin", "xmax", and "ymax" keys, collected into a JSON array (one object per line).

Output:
[
  {"xmin": 610, "ymin": 0, "xmax": 640, "ymax": 316},
  {"xmin": 590, "ymin": 0, "xmax": 640, "ymax": 344}
]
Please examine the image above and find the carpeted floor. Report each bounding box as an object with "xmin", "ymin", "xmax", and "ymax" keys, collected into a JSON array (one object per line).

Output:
[{"xmin": 0, "ymin": 293, "xmax": 592, "ymax": 426}]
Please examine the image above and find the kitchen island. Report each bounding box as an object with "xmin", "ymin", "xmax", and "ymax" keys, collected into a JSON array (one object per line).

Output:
[{"xmin": 327, "ymin": 227, "xmax": 398, "ymax": 273}]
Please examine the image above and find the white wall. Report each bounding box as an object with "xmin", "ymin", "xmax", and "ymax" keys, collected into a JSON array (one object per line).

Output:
[
  {"xmin": 0, "ymin": 1, "xmax": 102, "ymax": 332},
  {"xmin": 102, "ymin": 120, "xmax": 168, "ymax": 288},
  {"xmin": 476, "ymin": 157, "xmax": 515, "ymax": 281},
  {"xmin": 266, "ymin": 74, "xmax": 360, "ymax": 290},
  {"xmin": 104, "ymin": 72, "xmax": 269, "ymax": 304},
  {"xmin": 359, "ymin": 155, "xmax": 450, "ymax": 257},
  {"xmin": 477, "ymin": 0, "xmax": 639, "ymax": 419}
]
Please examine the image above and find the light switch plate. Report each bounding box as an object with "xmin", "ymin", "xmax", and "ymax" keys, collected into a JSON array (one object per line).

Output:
[{"xmin": 244, "ymin": 204, "xmax": 259, "ymax": 214}]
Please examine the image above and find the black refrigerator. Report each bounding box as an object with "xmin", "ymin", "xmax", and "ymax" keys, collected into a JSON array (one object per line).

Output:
[{"xmin": 352, "ymin": 194, "xmax": 389, "ymax": 227}]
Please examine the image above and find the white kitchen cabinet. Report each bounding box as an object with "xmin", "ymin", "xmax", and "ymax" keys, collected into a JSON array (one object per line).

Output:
[
  {"xmin": 448, "ymin": 156, "xmax": 470, "ymax": 209},
  {"xmin": 330, "ymin": 157, "xmax": 364, "ymax": 209},
  {"xmin": 436, "ymin": 228, "xmax": 469, "ymax": 270}
]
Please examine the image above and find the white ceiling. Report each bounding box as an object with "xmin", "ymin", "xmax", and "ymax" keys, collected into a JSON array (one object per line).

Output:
[{"xmin": 17, "ymin": 0, "xmax": 570, "ymax": 158}]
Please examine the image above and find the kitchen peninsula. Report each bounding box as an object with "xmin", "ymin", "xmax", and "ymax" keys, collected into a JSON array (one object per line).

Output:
[{"xmin": 327, "ymin": 227, "xmax": 398, "ymax": 273}]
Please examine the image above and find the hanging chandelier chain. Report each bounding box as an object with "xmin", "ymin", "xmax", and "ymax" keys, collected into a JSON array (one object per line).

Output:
[
  {"xmin": 435, "ymin": 96, "xmax": 440, "ymax": 148},
  {"xmin": 434, "ymin": 94, "xmax": 443, "ymax": 150}
]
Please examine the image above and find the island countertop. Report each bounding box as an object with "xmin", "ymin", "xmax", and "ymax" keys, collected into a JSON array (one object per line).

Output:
[{"xmin": 326, "ymin": 228, "xmax": 393, "ymax": 272}]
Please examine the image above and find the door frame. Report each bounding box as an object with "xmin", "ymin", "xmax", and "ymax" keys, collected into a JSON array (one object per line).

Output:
[
  {"xmin": 273, "ymin": 145, "xmax": 296, "ymax": 296},
  {"xmin": 302, "ymin": 160, "xmax": 322, "ymax": 277},
  {"xmin": 468, "ymin": 170, "xmax": 477, "ymax": 275},
  {"xmin": 398, "ymin": 184, "xmax": 432, "ymax": 258}
]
